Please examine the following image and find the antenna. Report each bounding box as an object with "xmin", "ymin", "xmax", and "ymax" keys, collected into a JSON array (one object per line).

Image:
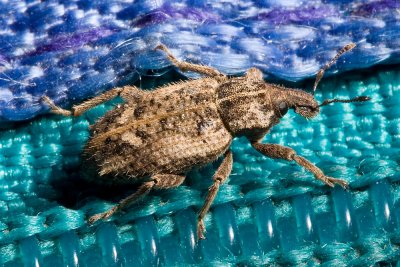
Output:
[
  {"xmin": 318, "ymin": 96, "xmax": 371, "ymax": 107},
  {"xmin": 312, "ymin": 43, "xmax": 356, "ymax": 95}
]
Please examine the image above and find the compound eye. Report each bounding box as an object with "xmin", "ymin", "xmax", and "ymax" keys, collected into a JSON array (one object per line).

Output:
[{"xmin": 278, "ymin": 102, "xmax": 288, "ymax": 116}]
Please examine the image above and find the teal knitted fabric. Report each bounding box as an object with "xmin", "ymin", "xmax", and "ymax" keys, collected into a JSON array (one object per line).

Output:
[{"xmin": 0, "ymin": 65, "xmax": 399, "ymax": 266}]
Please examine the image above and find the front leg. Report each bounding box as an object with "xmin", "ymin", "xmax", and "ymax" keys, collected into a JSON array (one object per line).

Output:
[{"xmin": 251, "ymin": 142, "xmax": 348, "ymax": 188}]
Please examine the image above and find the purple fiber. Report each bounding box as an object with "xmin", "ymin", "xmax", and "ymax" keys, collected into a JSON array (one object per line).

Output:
[
  {"xmin": 29, "ymin": 28, "xmax": 115, "ymax": 56},
  {"xmin": 257, "ymin": 5, "xmax": 338, "ymax": 24},
  {"xmin": 134, "ymin": 5, "xmax": 220, "ymax": 27},
  {"xmin": 0, "ymin": 54, "xmax": 8, "ymax": 64},
  {"xmin": 0, "ymin": 54, "xmax": 10, "ymax": 72},
  {"xmin": 350, "ymin": 0, "xmax": 400, "ymax": 16}
]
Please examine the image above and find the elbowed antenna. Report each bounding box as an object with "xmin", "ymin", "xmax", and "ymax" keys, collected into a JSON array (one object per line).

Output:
[
  {"xmin": 312, "ymin": 43, "xmax": 356, "ymax": 95},
  {"xmin": 309, "ymin": 43, "xmax": 370, "ymax": 108},
  {"xmin": 318, "ymin": 95, "xmax": 371, "ymax": 107}
]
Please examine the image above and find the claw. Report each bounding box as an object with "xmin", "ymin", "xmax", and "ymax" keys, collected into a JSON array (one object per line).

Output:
[
  {"xmin": 42, "ymin": 96, "xmax": 72, "ymax": 116},
  {"xmin": 88, "ymin": 206, "xmax": 118, "ymax": 224},
  {"xmin": 197, "ymin": 219, "xmax": 206, "ymax": 240},
  {"xmin": 155, "ymin": 44, "xmax": 168, "ymax": 52},
  {"xmin": 154, "ymin": 44, "xmax": 178, "ymax": 65},
  {"xmin": 321, "ymin": 176, "xmax": 348, "ymax": 189},
  {"xmin": 328, "ymin": 177, "xmax": 349, "ymax": 189}
]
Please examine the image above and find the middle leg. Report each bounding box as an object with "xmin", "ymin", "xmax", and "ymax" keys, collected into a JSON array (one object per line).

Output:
[{"xmin": 197, "ymin": 150, "xmax": 233, "ymax": 239}]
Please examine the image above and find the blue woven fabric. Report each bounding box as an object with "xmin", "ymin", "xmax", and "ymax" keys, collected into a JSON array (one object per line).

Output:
[
  {"xmin": 0, "ymin": 66, "xmax": 399, "ymax": 266},
  {"xmin": 0, "ymin": 0, "xmax": 399, "ymax": 121}
]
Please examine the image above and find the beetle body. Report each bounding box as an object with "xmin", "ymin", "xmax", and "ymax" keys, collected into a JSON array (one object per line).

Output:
[
  {"xmin": 87, "ymin": 78, "xmax": 231, "ymax": 179},
  {"xmin": 86, "ymin": 68, "xmax": 315, "ymax": 180},
  {"xmin": 43, "ymin": 43, "xmax": 368, "ymax": 239}
]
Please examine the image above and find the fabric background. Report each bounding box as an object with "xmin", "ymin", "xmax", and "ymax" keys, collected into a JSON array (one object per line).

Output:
[{"xmin": 0, "ymin": 0, "xmax": 399, "ymax": 266}]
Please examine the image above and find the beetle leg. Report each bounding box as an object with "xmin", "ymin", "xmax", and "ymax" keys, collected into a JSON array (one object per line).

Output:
[
  {"xmin": 155, "ymin": 44, "xmax": 227, "ymax": 81},
  {"xmin": 88, "ymin": 174, "xmax": 185, "ymax": 224},
  {"xmin": 42, "ymin": 85, "xmax": 141, "ymax": 116},
  {"xmin": 197, "ymin": 150, "xmax": 233, "ymax": 240},
  {"xmin": 251, "ymin": 142, "xmax": 348, "ymax": 188}
]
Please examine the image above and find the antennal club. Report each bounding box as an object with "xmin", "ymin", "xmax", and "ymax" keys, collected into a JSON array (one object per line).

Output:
[{"xmin": 312, "ymin": 43, "xmax": 356, "ymax": 95}]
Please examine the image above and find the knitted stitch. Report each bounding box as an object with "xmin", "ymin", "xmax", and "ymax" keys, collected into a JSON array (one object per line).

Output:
[
  {"xmin": 0, "ymin": 0, "xmax": 399, "ymax": 121},
  {"xmin": 0, "ymin": 65, "xmax": 398, "ymax": 265}
]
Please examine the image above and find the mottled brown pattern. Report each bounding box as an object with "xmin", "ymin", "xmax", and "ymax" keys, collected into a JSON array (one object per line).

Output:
[
  {"xmin": 217, "ymin": 82, "xmax": 290, "ymax": 141},
  {"xmin": 86, "ymin": 78, "xmax": 232, "ymax": 178}
]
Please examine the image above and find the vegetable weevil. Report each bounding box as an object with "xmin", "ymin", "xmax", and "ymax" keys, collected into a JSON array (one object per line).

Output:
[{"xmin": 43, "ymin": 43, "xmax": 370, "ymax": 239}]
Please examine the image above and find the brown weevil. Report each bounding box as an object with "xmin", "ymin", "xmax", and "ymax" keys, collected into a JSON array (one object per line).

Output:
[{"xmin": 43, "ymin": 43, "xmax": 370, "ymax": 239}]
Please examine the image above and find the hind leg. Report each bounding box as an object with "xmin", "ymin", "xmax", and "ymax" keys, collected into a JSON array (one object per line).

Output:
[
  {"xmin": 88, "ymin": 173, "xmax": 186, "ymax": 223},
  {"xmin": 42, "ymin": 85, "xmax": 141, "ymax": 116}
]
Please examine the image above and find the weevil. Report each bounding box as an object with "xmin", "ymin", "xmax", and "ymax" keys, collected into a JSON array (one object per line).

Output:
[{"xmin": 43, "ymin": 43, "xmax": 370, "ymax": 239}]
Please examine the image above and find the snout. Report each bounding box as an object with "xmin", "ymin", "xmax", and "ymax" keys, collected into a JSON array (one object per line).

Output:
[
  {"xmin": 294, "ymin": 106, "xmax": 320, "ymax": 118},
  {"xmin": 286, "ymin": 89, "xmax": 320, "ymax": 118}
]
